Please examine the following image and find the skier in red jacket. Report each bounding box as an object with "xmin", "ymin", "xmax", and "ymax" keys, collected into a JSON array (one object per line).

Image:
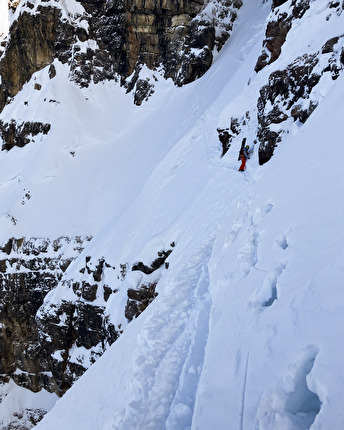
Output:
[{"xmin": 239, "ymin": 144, "xmax": 251, "ymax": 171}]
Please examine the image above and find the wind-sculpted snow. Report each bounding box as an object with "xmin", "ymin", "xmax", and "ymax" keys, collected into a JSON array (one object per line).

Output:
[{"xmin": 258, "ymin": 345, "xmax": 321, "ymax": 430}]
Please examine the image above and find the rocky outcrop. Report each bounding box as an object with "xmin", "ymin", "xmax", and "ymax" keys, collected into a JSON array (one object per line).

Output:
[
  {"xmin": 255, "ymin": 0, "xmax": 310, "ymax": 72},
  {"xmin": 125, "ymin": 245, "xmax": 174, "ymax": 321},
  {"xmin": 125, "ymin": 282, "xmax": 158, "ymax": 321},
  {"xmin": 0, "ymin": 6, "xmax": 74, "ymax": 112},
  {"xmin": 218, "ymin": 2, "xmax": 344, "ymax": 165},
  {"xmin": 131, "ymin": 247, "xmax": 173, "ymax": 274},
  {"xmin": 36, "ymin": 253, "xmax": 121, "ymax": 395},
  {"xmin": 70, "ymin": 0, "xmax": 242, "ymax": 94},
  {"xmin": 217, "ymin": 113, "xmax": 250, "ymax": 157},
  {"xmin": 0, "ymin": 119, "xmax": 51, "ymax": 151},
  {"xmin": 0, "ymin": 0, "xmax": 243, "ymax": 111},
  {"xmin": 257, "ymin": 34, "xmax": 344, "ymax": 164},
  {"xmin": 1, "ymin": 402, "xmax": 47, "ymax": 430},
  {"xmin": 217, "ymin": 127, "xmax": 231, "ymax": 157},
  {"xmin": 257, "ymin": 53, "xmax": 320, "ymax": 164},
  {"xmin": 0, "ymin": 237, "xmax": 92, "ymax": 394},
  {"xmin": 0, "ymin": 233, "xmax": 174, "ymax": 403}
]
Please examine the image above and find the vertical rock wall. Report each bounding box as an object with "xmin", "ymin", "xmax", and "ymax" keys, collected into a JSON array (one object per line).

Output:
[
  {"xmin": 0, "ymin": 0, "xmax": 243, "ymax": 112},
  {"xmin": 0, "ymin": 237, "xmax": 97, "ymax": 395}
]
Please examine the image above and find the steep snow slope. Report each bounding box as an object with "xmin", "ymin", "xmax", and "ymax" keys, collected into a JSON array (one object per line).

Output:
[
  {"xmin": 192, "ymin": 74, "xmax": 344, "ymax": 430},
  {"xmin": 20, "ymin": 1, "xmax": 344, "ymax": 430},
  {"xmin": 0, "ymin": 0, "xmax": 8, "ymax": 36}
]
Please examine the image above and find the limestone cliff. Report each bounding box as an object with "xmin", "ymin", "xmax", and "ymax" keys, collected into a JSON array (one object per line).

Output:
[{"xmin": 0, "ymin": 0, "xmax": 243, "ymax": 112}]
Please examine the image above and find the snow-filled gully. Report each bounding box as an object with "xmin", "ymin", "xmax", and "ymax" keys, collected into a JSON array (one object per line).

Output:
[{"xmin": 10, "ymin": 0, "xmax": 344, "ymax": 428}]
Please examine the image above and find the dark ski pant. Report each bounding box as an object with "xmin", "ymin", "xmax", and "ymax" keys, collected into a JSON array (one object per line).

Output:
[{"xmin": 239, "ymin": 155, "xmax": 246, "ymax": 171}]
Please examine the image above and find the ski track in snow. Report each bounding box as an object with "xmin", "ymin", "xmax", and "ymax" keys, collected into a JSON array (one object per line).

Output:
[
  {"xmin": 100, "ymin": 239, "xmax": 215, "ymax": 430},
  {"xmin": 106, "ymin": 155, "xmax": 268, "ymax": 430}
]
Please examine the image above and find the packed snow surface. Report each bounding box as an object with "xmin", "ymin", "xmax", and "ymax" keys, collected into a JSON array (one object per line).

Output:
[{"xmin": 0, "ymin": 0, "xmax": 343, "ymax": 429}]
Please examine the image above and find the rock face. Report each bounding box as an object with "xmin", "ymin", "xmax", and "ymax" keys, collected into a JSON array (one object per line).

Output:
[
  {"xmin": 255, "ymin": 0, "xmax": 344, "ymax": 164},
  {"xmin": 219, "ymin": 0, "xmax": 344, "ymax": 165},
  {"xmin": 0, "ymin": 236, "xmax": 95, "ymax": 395},
  {"xmin": 0, "ymin": 0, "xmax": 243, "ymax": 115},
  {"xmin": 0, "ymin": 120, "xmax": 51, "ymax": 151},
  {"xmin": 35, "ymin": 251, "xmax": 122, "ymax": 396},
  {"xmin": 0, "ymin": 234, "xmax": 173, "ymax": 402},
  {"xmin": 255, "ymin": 0, "xmax": 310, "ymax": 72},
  {"xmin": 0, "ymin": 6, "xmax": 72, "ymax": 112},
  {"xmin": 257, "ymin": 53, "xmax": 320, "ymax": 164},
  {"xmin": 125, "ymin": 246, "xmax": 174, "ymax": 321},
  {"xmin": 257, "ymin": 34, "xmax": 344, "ymax": 164},
  {"xmin": 217, "ymin": 113, "xmax": 250, "ymax": 157}
]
